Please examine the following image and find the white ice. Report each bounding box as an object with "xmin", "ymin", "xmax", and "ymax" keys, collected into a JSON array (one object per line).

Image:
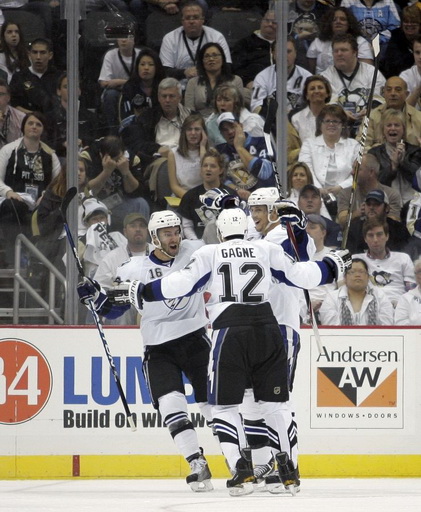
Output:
[{"xmin": 1, "ymin": 478, "xmax": 421, "ymax": 512}]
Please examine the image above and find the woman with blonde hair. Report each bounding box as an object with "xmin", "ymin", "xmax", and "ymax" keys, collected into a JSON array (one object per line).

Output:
[
  {"xmin": 368, "ymin": 108, "xmax": 421, "ymax": 204},
  {"xmin": 167, "ymin": 114, "xmax": 209, "ymax": 199}
]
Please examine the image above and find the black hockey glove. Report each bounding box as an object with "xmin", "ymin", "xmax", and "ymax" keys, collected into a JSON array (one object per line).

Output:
[
  {"xmin": 77, "ymin": 277, "xmax": 108, "ymax": 310},
  {"xmin": 322, "ymin": 249, "xmax": 352, "ymax": 280},
  {"xmin": 107, "ymin": 280, "xmax": 145, "ymax": 309},
  {"xmin": 276, "ymin": 200, "xmax": 307, "ymax": 230}
]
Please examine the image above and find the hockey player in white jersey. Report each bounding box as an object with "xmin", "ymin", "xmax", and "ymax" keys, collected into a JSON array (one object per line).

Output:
[
  {"xmin": 112, "ymin": 208, "xmax": 351, "ymax": 496},
  {"xmin": 244, "ymin": 187, "xmax": 315, "ymax": 491},
  {"xmin": 77, "ymin": 211, "xmax": 213, "ymax": 492}
]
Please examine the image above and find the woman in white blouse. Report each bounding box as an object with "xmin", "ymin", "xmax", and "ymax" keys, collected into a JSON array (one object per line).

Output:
[
  {"xmin": 319, "ymin": 258, "xmax": 394, "ymax": 326},
  {"xmin": 395, "ymin": 257, "xmax": 421, "ymax": 325},
  {"xmin": 298, "ymin": 104, "xmax": 360, "ymax": 197}
]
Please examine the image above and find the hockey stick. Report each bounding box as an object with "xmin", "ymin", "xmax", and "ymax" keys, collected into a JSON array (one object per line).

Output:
[
  {"xmin": 61, "ymin": 187, "xmax": 137, "ymax": 431},
  {"xmin": 263, "ymin": 98, "xmax": 323, "ymax": 354},
  {"xmin": 341, "ymin": 34, "xmax": 381, "ymax": 249}
]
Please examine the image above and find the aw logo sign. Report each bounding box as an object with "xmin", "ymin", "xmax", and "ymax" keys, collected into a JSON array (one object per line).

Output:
[
  {"xmin": 310, "ymin": 335, "xmax": 403, "ymax": 429},
  {"xmin": 0, "ymin": 338, "xmax": 52, "ymax": 425}
]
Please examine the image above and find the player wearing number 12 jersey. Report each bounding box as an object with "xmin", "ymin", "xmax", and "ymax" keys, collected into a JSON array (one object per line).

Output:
[{"xmin": 131, "ymin": 208, "xmax": 350, "ymax": 495}]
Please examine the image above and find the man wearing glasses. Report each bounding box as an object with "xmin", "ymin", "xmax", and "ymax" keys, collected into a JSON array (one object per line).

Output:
[{"xmin": 159, "ymin": 0, "xmax": 231, "ymax": 88}]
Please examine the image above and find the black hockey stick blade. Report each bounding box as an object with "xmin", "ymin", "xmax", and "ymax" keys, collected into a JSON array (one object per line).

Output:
[{"xmin": 60, "ymin": 186, "xmax": 78, "ymax": 220}]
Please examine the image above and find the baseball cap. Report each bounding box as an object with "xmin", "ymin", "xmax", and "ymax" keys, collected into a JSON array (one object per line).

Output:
[
  {"xmin": 365, "ymin": 189, "xmax": 389, "ymax": 205},
  {"xmin": 307, "ymin": 214, "xmax": 327, "ymax": 229},
  {"xmin": 124, "ymin": 213, "xmax": 148, "ymax": 228},
  {"xmin": 82, "ymin": 197, "xmax": 109, "ymax": 225},
  {"xmin": 217, "ymin": 112, "xmax": 237, "ymax": 128},
  {"xmin": 299, "ymin": 184, "xmax": 321, "ymax": 197}
]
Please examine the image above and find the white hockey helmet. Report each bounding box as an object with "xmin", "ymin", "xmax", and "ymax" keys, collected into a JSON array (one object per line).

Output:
[
  {"xmin": 248, "ymin": 187, "xmax": 282, "ymax": 213},
  {"xmin": 148, "ymin": 210, "xmax": 181, "ymax": 250},
  {"xmin": 216, "ymin": 208, "xmax": 248, "ymax": 242}
]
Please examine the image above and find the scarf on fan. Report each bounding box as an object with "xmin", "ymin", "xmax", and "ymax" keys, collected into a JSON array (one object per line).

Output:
[{"xmin": 340, "ymin": 288, "xmax": 378, "ymax": 325}]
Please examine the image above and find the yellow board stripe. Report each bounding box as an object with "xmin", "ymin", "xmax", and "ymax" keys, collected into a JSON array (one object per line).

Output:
[{"xmin": 1, "ymin": 455, "xmax": 421, "ymax": 479}]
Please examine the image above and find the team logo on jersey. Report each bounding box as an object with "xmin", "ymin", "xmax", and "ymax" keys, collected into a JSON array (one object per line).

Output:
[
  {"xmin": 163, "ymin": 296, "xmax": 191, "ymax": 312},
  {"xmin": 310, "ymin": 335, "xmax": 403, "ymax": 428},
  {"xmin": 370, "ymin": 270, "xmax": 392, "ymax": 287}
]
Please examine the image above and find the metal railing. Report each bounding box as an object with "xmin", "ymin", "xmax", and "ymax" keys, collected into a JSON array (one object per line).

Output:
[{"xmin": 0, "ymin": 234, "xmax": 67, "ymax": 324}]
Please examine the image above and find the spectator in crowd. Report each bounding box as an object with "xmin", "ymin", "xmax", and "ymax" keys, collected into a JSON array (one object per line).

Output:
[
  {"xmin": 168, "ymin": 114, "xmax": 209, "ymax": 199},
  {"xmin": 340, "ymin": 0, "xmax": 400, "ymax": 55},
  {"xmin": 216, "ymin": 111, "xmax": 275, "ymax": 200},
  {"xmin": 121, "ymin": 78, "xmax": 191, "ymax": 166},
  {"xmin": 98, "ymin": 36, "xmax": 141, "ymax": 134},
  {"xmin": 286, "ymin": 161, "xmax": 332, "ymax": 217},
  {"xmin": 298, "ymin": 184, "xmax": 343, "ymax": 247},
  {"xmin": 288, "ymin": 0, "xmax": 331, "ymax": 68},
  {"xmin": 159, "ymin": 1, "xmax": 231, "ymax": 88},
  {"xmin": 0, "ymin": 111, "xmax": 61, "ymax": 266},
  {"xmin": 400, "ymin": 35, "xmax": 421, "ymax": 109},
  {"xmin": 337, "ymin": 153, "xmax": 402, "ymax": 228},
  {"xmin": 178, "ymin": 148, "xmax": 234, "ymax": 240},
  {"xmin": 81, "ymin": 135, "xmax": 150, "ymax": 232},
  {"xmin": 368, "ymin": 108, "xmax": 421, "ymax": 205},
  {"xmin": 79, "ymin": 197, "xmax": 128, "ymax": 279},
  {"xmin": 290, "ymin": 74, "xmax": 332, "ymax": 143},
  {"xmin": 0, "ymin": 78, "xmax": 25, "ymax": 149},
  {"xmin": 306, "ymin": 213, "xmax": 337, "ymax": 316},
  {"xmin": 47, "ymin": 72, "xmax": 98, "ymax": 159},
  {"xmin": 287, "ymin": 120, "xmax": 302, "ymax": 167},
  {"xmin": 354, "ymin": 218, "xmax": 416, "ymax": 307},
  {"xmin": 381, "ymin": 4, "xmax": 421, "ymax": 79},
  {"xmin": 232, "ymin": 9, "xmax": 277, "ymax": 90},
  {"xmin": 0, "ymin": 0, "xmax": 55, "ymax": 38},
  {"xmin": 205, "ymin": 84, "xmax": 264, "ymax": 146},
  {"xmin": 298, "ymin": 104, "xmax": 360, "ymax": 198},
  {"xmin": 251, "ymin": 37, "xmax": 311, "ymax": 115},
  {"xmin": 319, "ymin": 257, "xmax": 394, "ymax": 325},
  {"xmin": 184, "ymin": 42, "xmax": 245, "ymax": 119},
  {"xmin": 9, "ymin": 37, "xmax": 61, "ymax": 115},
  {"xmin": 307, "ymin": 6, "xmax": 373, "ymax": 75},
  {"xmin": 143, "ymin": 0, "xmax": 208, "ymax": 17},
  {"xmin": 359, "ymin": 76, "xmax": 421, "ymax": 150},
  {"xmin": 345, "ymin": 189, "xmax": 410, "ymax": 255},
  {"xmin": 0, "ymin": 21, "xmax": 30, "ymax": 83},
  {"xmin": 320, "ymin": 34, "xmax": 385, "ymax": 134},
  {"xmin": 94, "ymin": 212, "xmax": 152, "ymax": 325},
  {"xmin": 394, "ymin": 257, "xmax": 421, "ymax": 324},
  {"xmin": 119, "ymin": 47, "xmax": 165, "ymax": 123}
]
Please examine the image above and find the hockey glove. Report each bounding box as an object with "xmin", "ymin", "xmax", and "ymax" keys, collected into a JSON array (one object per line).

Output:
[
  {"xmin": 199, "ymin": 188, "xmax": 240, "ymax": 211},
  {"xmin": 322, "ymin": 249, "xmax": 352, "ymax": 281},
  {"xmin": 276, "ymin": 200, "xmax": 307, "ymax": 230},
  {"xmin": 77, "ymin": 277, "xmax": 108, "ymax": 310},
  {"xmin": 107, "ymin": 280, "xmax": 145, "ymax": 309}
]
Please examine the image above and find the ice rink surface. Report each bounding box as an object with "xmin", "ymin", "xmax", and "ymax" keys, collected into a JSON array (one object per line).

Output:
[{"xmin": 1, "ymin": 478, "xmax": 421, "ymax": 512}]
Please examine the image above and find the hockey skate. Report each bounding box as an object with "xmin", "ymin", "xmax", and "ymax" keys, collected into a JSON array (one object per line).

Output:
[
  {"xmin": 274, "ymin": 452, "xmax": 300, "ymax": 496},
  {"xmin": 186, "ymin": 449, "xmax": 213, "ymax": 492},
  {"xmin": 226, "ymin": 448, "xmax": 255, "ymax": 497},
  {"xmin": 253, "ymin": 455, "xmax": 275, "ymax": 491}
]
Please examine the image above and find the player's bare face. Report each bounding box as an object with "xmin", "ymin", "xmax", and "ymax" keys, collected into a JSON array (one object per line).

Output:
[
  {"xmin": 157, "ymin": 227, "xmax": 181, "ymax": 258},
  {"xmin": 250, "ymin": 205, "xmax": 270, "ymax": 233},
  {"xmin": 201, "ymin": 156, "xmax": 223, "ymax": 185}
]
